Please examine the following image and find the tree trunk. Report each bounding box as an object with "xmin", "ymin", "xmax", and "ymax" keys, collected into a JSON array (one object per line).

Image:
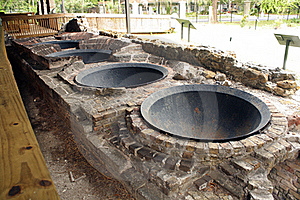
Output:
[{"xmin": 212, "ymin": 0, "xmax": 218, "ymax": 23}]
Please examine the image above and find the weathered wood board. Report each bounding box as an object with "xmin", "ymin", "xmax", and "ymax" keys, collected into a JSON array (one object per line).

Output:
[{"xmin": 0, "ymin": 26, "xmax": 60, "ymax": 199}]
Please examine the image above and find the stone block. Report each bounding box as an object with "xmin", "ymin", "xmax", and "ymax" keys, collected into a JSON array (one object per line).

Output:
[
  {"xmin": 288, "ymin": 189, "xmax": 300, "ymax": 200},
  {"xmin": 248, "ymin": 136, "xmax": 265, "ymax": 149},
  {"xmin": 286, "ymin": 161, "xmax": 300, "ymax": 172},
  {"xmin": 277, "ymin": 80, "xmax": 297, "ymax": 89},
  {"xmin": 244, "ymin": 157, "xmax": 261, "ymax": 170},
  {"xmin": 94, "ymin": 109, "xmax": 117, "ymax": 121},
  {"xmin": 109, "ymin": 135, "xmax": 120, "ymax": 146},
  {"xmin": 203, "ymin": 70, "xmax": 216, "ymax": 79},
  {"xmin": 214, "ymin": 73, "xmax": 226, "ymax": 81},
  {"xmin": 149, "ymin": 131, "xmax": 160, "ymax": 142},
  {"xmin": 164, "ymin": 157, "xmax": 179, "ymax": 170},
  {"xmin": 249, "ymin": 189, "xmax": 274, "ymax": 200},
  {"xmin": 229, "ymin": 141, "xmax": 244, "ymax": 153},
  {"xmin": 164, "ymin": 176, "xmax": 179, "ymax": 194},
  {"xmin": 187, "ymin": 191, "xmax": 208, "ymax": 200},
  {"xmin": 279, "ymin": 179, "xmax": 297, "ymax": 193},
  {"xmin": 231, "ymin": 158, "xmax": 254, "ymax": 173},
  {"xmin": 208, "ymin": 142, "xmax": 219, "ymax": 154},
  {"xmin": 182, "ymin": 151, "xmax": 194, "ymax": 159},
  {"xmin": 222, "ymin": 180, "xmax": 245, "ymax": 198},
  {"xmin": 240, "ymin": 138, "xmax": 256, "ymax": 152},
  {"xmin": 186, "ymin": 141, "xmax": 197, "ymax": 152},
  {"xmin": 256, "ymin": 133, "xmax": 273, "ymax": 143},
  {"xmin": 156, "ymin": 134, "xmax": 168, "ymax": 144},
  {"xmin": 137, "ymin": 147, "xmax": 156, "ymax": 160},
  {"xmin": 194, "ymin": 175, "xmax": 213, "ymax": 191},
  {"xmin": 289, "ymin": 141, "xmax": 300, "ymax": 150},
  {"xmin": 164, "ymin": 138, "xmax": 175, "ymax": 148},
  {"xmin": 278, "ymin": 139, "xmax": 292, "ymax": 152},
  {"xmin": 136, "ymin": 182, "xmax": 169, "ymax": 200},
  {"xmin": 128, "ymin": 143, "xmax": 143, "ymax": 156},
  {"xmin": 203, "ymin": 191, "xmax": 220, "ymax": 199},
  {"xmin": 264, "ymin": 145, "xmax": 280, "ymax": 158},
  {"xmin": 272, "ymin": 119, "xmax": 288, "ymax": 127},
  {"xmin": 219, "ymin": 162, "xmax": 240, "ymax": 176},
  {"xmin": 254, "ymin": 149, "xmax": 275, "ymax": 169},
  {"xmin": 120, "ymin": 167, "xmax": 148, "ymax": 193},
  {"xmin": 248, "ymin": 178, "xmax": 273, "ymax": 193},
  {"xmin": 286, "ymin": 148, "xmax": 300, "ymax": 160},
  {"xmin": 179, "ymin": 159, "xmax": 193, "ymax": 172},
  {"xmin": 198, "ymin": 165, "xmax": 210, "ymax": 176},
  {"xmin": 293, "ymin": 179, "xmax": 300, "ymax": 190},
  {"xmin": 208, "ymin": 170, "xmax": 228, "ymax": 186},
  {"xmin": 219, "ymin": 142, "xmax": 233, "ymax": 154},
  {"xmin": 121, "ymin": 137, "xmax": 135, "ymax": 149},
  {"xmin": 281, "ymin": 163, "xmax": 295, "ymax": 174},
  {"xmin": 265, "ymin": 131, "xmax": 279, "ymax": 140},
  {"xmin": 195, "ymin": 142, "xmax": 207, "ymax": 154}
]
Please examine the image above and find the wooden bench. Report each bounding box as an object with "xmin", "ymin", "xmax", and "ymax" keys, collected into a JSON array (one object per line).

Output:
[{"xmin": 0, "ymin": 26, "xmax": 60, "ymax": 199}]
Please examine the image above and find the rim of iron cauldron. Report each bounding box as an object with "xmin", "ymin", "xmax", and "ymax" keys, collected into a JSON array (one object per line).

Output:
[
  {"xmin": 141, "ymin": 84, "xmax": 271, "ymax": 142},
  {"xmin": 34, "ymin": 40, "xmax": 80, "ymax": 49},
  {"xmin": 75, "ymin": 62, "xmax": 169, "ymax": 89},
  {"xmin": 46, "ymin": 49, "xmax": 112, "ymax": 55},
  {"xmin": 46, "ymin": 49, "xmax": 112, "ymax": 63},
  {"xmin": 34, "ymin": 40, "xmax": 80, "ymax": 45}
]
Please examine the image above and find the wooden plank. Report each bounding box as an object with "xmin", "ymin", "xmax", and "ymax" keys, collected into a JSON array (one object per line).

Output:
[{"xmin": 0, "ymin": 26, "xmax": 60, "ymax": 199}]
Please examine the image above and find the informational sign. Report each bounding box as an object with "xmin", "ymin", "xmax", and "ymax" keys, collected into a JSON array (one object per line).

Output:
[
  {"xmin": 274, "ymin": 34, "xmax": 300, "ymax": 70},
  {"xmin": 176, "ymin": 18, "xmax": 196, "ymax": 42}
]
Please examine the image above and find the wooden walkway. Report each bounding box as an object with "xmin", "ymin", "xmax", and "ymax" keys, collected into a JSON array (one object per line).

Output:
[{"xmin": 0, "ymin": 26, "xmax": 60, "ymax": 199}]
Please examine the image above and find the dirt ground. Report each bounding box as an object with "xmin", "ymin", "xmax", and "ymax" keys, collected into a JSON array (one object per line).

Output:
[{"xmin": 14, "ymin": 68, "xmax": 135, "ymax": 199}]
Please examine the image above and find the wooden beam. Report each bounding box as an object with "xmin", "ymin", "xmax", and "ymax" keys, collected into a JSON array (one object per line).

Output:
[{"xmin": 0, "ymin": 26, "xmax": 60, "ymax": 199}]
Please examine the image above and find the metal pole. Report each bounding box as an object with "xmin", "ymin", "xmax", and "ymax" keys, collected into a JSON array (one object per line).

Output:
[
  {"xmin": 179, "ymin": 3, "xmax": 180, "ymax": 19},
  {"xmin": 283, "ymin": 39, "xmax": 291, "ymax": 70},
  {"xmin": 158, "ymin": 1, "xmax": 160, "ymax": 14},
  {"xmin": 219, "ymin": 4, "xmax": 221, "ymax": 22},
  {"xmin": 230, "ymin": 11, "xmax": 233, "ymax": 22},
  {"xmin": 188, "ymin": 23, "xmax": 191, "ymax": 42},
  {"xmin": 255, "ymin": 19, "xmax": 258, "ymax": 30},
  {"xmin": 196, "ymin": 2, "xmax": 198, "ymax": 23},
  {"xmin": 125, "ymin": 0, "xmax": 131, "ymax": 34},
  {"xmin": 181, "ymin": 22, "xmax": 184, "ymax": 40}
]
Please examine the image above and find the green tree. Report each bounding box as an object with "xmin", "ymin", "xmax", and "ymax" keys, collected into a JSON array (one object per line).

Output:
[
  {"xmin": 260, "ymin": 0, "xmax": 299, "ymax": 15},
  {"xmin": 1, "ymin": 0, "xmax": 36, "ymax": 13}
]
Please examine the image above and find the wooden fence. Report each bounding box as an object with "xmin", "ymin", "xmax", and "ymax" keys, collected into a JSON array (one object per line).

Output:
[
  {"xmin": 1, "ymin": 13, "xmax": 172, "ymax": 39},
  {"xmin": 1, "ymin": 14, "xmax": 77, "ymax": 39},
  {"xmin": 83, "ymin": 13, "xmax": 172, "ymax": 33}
]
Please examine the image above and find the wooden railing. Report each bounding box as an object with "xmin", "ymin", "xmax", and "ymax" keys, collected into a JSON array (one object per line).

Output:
[
  {"xmin": 1, "ymin": 13, "xmax": 78, "ymax": 39},
  {"xmin": 0, "ymin": 26, "xmax": 60, "ymax": 199},
  {"xmin": 1, "ymin": 13, "xmax": 172, "ymax": 39}
]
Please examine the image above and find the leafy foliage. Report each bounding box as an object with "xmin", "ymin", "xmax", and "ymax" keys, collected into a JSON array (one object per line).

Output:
[
  {"xmin": 260, "ymin": 0, "xmax": 300, "ymax": 15},
  {"xmin": 1, "ymin": 0, "xmax": 37, "ymax": 13}
]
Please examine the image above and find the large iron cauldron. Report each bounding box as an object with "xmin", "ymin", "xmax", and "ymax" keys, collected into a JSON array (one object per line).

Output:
[
  {"xmin": 46, "ymin": 49, "xmax": 111, "ymax": 64},
  {"xmin": 141, "ymin": 84, "xmax": 271, "ymax": 142},
  {"xmin": 75, "ymin": 63, "xmax": 168, "ymax": 88}
]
